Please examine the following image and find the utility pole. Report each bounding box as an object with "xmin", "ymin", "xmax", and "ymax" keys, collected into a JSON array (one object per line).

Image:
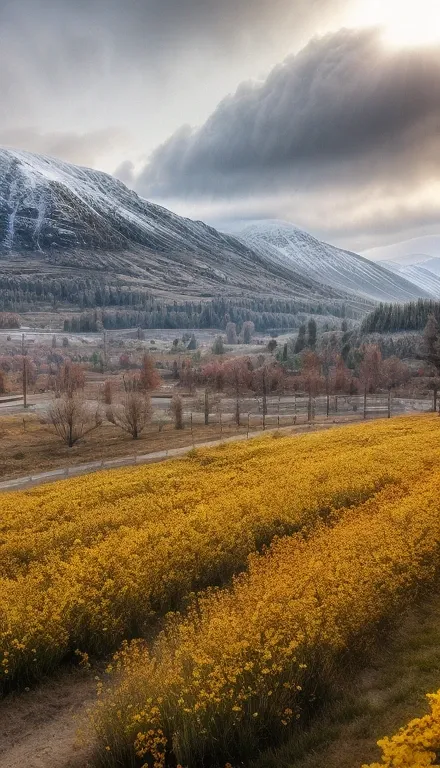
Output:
[
  {"xmin": 22, "ymin": 333, "xmax": 27, "ymax": 409},
  {"xmin": 103, "ymin": 329, "xmax": 108, "ymax": 373}
]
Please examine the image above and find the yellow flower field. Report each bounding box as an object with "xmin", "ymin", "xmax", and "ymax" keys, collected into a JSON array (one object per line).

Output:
[
  {"xmin": 1, "ymin": 415, "xmax": 440, "ymax": 693},
  {"xmin": 92, "ymin": 464, "xmax": 440, "ymax": 768},
  {"xmin": 363, "ymin": 690, "xmax": 440, "ymax": 767}
]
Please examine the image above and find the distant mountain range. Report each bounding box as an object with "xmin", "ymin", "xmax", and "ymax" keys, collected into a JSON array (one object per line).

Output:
[
  {"xmin": 378, "ymin": 261, "xmax": 440, "ymax": 299},
  {"xmin": 0, "ymin": 147, "xmax": 434, "ymax": 314},
  {"xmin": 234, "ymin": 220, "xmax": 429, "ymax": 303},
  {"xmin": 363, "ymin": 235, "xmax": 440, "ymax": 268}
]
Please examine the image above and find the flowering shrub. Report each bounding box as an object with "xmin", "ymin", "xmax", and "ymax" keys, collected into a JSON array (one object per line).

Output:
[
  {"xmin": 364, "ymin": 691, "xmax": 440, "ymax": 767},
  {"xmin": 1, "ymin": 415, "xmax": 440, "ymax": 694},
  {"xmin": 92, "ymin": 466, "xmax": 440, "ymax": 767}
]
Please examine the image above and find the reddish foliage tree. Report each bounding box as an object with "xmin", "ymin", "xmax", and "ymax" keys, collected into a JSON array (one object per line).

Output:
[
  {"xmin": 201, "ymin": 361, "xmax": 225, "ymax": 392},
  {"xmin": 332, "ymin": 355, "xmax": 352, "ymax": 394},
  {"xmin": 223, "ymin": 357, "xmax": 253, "ymax": 425},
  {"xmin": 179, "ymin": 358, "xmax": 196, "ymax": 394},
  {"xmin": 56, "ymin": 361, "xmax": 86, "ymax": 398},
  {"xmin": 0, "ymin": 313, "xmax": 20, "ymax": 329},
  {"xmin": 359, "ymin": 345, "xmax": 383, "ymax": 393},
  {"xmin": 139, "ymin": 354, "xmax": 161, "ymax": 392},
  {"xmin": 381, "ymin": 357, "xmax": 411, "ymax": 390}
]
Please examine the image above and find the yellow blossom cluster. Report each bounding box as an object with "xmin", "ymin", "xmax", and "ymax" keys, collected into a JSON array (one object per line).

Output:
[
  {"xmin": 363, "ymin": 690, "xmax": 440, "ymax": 767},
  {"xmin": 92, "ymin": 455, "xmax": 440, "ymax": 768},
  {"xmin": 1, "ymin": 415, "xmax": 440, "ymax": 692}
]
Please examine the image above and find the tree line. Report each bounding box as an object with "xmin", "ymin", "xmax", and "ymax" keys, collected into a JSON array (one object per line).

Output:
[{"xmin": 361, "ymin": 299, "xmax": 440, "ymax": 334}]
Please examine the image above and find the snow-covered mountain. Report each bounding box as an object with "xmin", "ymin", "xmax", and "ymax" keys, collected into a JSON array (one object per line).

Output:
[
  {"xmin": 363, "ymin": 235, "xmax": 440, "ymax": 267},
  {"xmin": 234, "ymin": 220, "xmax": 428, "ymax": 303},
  {"xmin": 378, "ymin": 261, "xmax": 440, "ymax": 299},
  {"xmin": 0, "ymin": 147, "xmax": 342, "ymax": 302}
]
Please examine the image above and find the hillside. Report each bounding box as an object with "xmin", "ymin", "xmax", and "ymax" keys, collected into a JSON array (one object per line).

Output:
[
  {"xmin": 234, "ymin": 220, "xmax": 429, "ymax": 303},
  {"xmin": 379, "ymin": 260, "xmax": 440, "ymax": 298},
  {"xmin": 363, "ymin": 235, "xmax": 440, "ymax": 267},
  {"xmin": 0, "ymin": 148, "xmax": 351, "ymax": 308}
]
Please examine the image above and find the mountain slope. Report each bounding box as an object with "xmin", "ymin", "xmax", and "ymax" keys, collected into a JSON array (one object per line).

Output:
[
  {"xmin": 0, "ymin": 147, "xmax": 346, "ymax": 305},
  {"xmin": 234, "ymin": 220, "xmax": 428, "ymax": 303},
  {"xmin": 379, "ymin": 261, "xmax": 440, "ymax": 299},
  {"xmin": 363, "ymin": 235, "xmax": 440, "ymax": 266}
]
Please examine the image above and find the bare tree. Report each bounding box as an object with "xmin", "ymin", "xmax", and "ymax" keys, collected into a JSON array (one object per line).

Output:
[
  {"xmin": 242, "ymin": 321, "xmax": 255, "ymax": 345},
  {"xmin": 56, "ymin": 361, "xmax": 86, "ymax": 398},
  {"xmin": 226, "ymin": 322, "xmax": 238, "ymax": 345},
  {"xmin": 107, "ymin": 392, "xmax": 152, "ymax": 440},
  {"xmin": 44, "ymin": 396, "xmax": 102, "ymax": 448},
  {"xmin": 101, "ymin": 379, "xmax": 113, "ymax": 405},
  {"xmin": 171, "ymin": 394, "xmax": 184, "ymax": 429},
  {"xmin": 0, "ymin": 369, "xmax": 7, "ymax": 395}
]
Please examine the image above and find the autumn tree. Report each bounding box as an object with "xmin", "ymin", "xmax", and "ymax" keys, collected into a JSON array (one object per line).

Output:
[
  {"xmin": 252, "ymin": 363, "xmax": 284, "ymax": 418},
  {"xmin": 107, "ymin": 392, "xmax": 152, "ymax": 440},
  {"xmin": 45, "ymin": 396, "xmax": 102, "ymax": 447},
  {"xmin": 333, "ymin": 355, "xmax": 352, "ymax": 394},
  {"xmin": 359, "ymin": 345, "xmax": 383, "ymax": 393},
  {"xmin": 381, "ymin": 357, "xmax": 411, "ymax": 390},
  {"xmin": 139, "ymin": 354, "xmax": 161, "ymax": 392},
  {"xmin": 56, "ymin": 361, "xmax": 85, "ymax": 398},
  {"xmin": 298, "ymin": 351, "xmax": 324, "ymax": 396},
  {"xmin": 201, "ymin": 361, "xmax": 225, "ymax": 392},
  {"xmin": 223, "ymin": 357, "xmax": 252, "ymax": 425},
  {"xmin": 179, "ymin": 359, "xmax": 197, "ymax": 394}
]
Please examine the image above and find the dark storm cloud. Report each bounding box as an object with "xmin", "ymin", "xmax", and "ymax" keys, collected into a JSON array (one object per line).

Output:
[
  {"xmin": 0, "ymin": 0, "xmax": 347, "ymax": 170},
  {"xmin": 137, "ymin": 28, "xmax": 440, "ymax": 201}
]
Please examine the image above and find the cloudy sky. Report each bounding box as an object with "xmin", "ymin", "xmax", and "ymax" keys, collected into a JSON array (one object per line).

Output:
[{"xmin": 1, "ymin": 0, "xmax": 440, "ymax": 252}]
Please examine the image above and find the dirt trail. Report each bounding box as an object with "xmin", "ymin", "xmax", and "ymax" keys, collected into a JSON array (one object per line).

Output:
[{"xmin": 0, "ymin": 671, "xmax": 97, "ymax": 768}]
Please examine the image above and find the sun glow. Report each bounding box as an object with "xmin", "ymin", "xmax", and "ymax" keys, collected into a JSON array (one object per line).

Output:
[{"xmin": 353, "ymin": 0, "xmax": 440, "ymax": 48}]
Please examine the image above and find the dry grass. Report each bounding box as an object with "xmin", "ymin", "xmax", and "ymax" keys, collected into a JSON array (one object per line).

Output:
[{"xmin": 0, "ymin": 410, "xmax": 364, "ymax": 482}]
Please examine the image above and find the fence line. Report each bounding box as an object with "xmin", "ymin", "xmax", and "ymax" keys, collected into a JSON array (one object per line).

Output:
[{"xmin": 0, "ymin": 395, "xmax": 437, "ymax": 493}]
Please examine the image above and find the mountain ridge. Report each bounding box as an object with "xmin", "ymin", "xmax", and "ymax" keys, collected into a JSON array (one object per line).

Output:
[
  {"xmin": 233, "ymin": 219, "xmax": 429, "ymax": 304},
  {"xmin": 0, "ymin": 147, "xmax": 429, "ymax": 311}
]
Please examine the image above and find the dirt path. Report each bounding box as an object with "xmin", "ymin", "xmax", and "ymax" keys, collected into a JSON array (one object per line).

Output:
[{"xmin": 0, "ymin": 671, "xmax": 97, "ymax": 768}]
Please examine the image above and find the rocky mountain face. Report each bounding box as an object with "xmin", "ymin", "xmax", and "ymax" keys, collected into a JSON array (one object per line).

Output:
[
  {"xmin": 234, "ymin": 220, "xmax": 430, "ymax": 304},
  {"xmin": 0, "ymin": 148, "xmax": 349, "ymax": 304},
  {"xmin": 0, "ymin": 148, "xmax": 429, "ymax": 311}
]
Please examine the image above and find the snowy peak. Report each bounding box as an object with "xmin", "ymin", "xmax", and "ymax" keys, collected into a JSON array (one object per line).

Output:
[
  {"xmin": 234, "ymin": 219, "xmax": 429, "ymax": 303},
  {"xmin": 0, "ymin": 147, "xmax": 349, "ymax": 303}
]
